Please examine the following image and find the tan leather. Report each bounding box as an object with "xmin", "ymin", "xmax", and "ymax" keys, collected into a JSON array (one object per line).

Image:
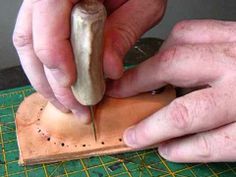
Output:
[{"xmin": 16, "ymin": 86, "xmax": 175, "ymax": 165}]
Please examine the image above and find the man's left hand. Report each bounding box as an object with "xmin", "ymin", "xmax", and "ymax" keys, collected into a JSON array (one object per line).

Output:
[{"xmin": 107, "ymin": 20, "xmax": 236, "ymax": 163}]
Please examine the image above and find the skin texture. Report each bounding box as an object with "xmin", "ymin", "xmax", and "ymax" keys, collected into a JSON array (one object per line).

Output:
[
  {"xmin": 13, "ymin": 0, "xmax": 166, "ymax": 123},
  {"xmin": 13, "ymin": 1, "xmax": 236, "ymax": 163},
  {"xmin": 107, "ymin": 20, "xmax": 236, "ymax": 163}
]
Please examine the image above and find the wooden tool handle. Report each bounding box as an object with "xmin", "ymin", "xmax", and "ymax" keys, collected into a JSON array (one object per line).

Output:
[{"xmin": 71, "ymin": 0, "xmax": 106, "ymax": 106}]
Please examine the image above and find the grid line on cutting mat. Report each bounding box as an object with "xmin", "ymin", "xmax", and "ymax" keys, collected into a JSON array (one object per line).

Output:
[{"xmin": 0, "ymin": 86, "xmax": 236, "ymax": 177}]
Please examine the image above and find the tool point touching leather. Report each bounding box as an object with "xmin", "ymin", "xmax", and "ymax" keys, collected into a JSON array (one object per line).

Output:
[
  {"xmin": 70, "ymin": 0, "xmax": 107, "ymax": 140},
  {"xmin": 15, "ymin": 86, "xmax": 175, "ymax": 165}
]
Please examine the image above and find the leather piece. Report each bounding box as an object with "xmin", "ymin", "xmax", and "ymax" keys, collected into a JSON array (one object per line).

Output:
[{"xmin": 15, "ymin": 86, "xmax": 176, "ymax": 165}]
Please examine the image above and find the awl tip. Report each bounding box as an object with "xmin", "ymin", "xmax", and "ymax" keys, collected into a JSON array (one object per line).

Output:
[{"xmin": 89, "ymin": 106, "xmax": 97, "ymax": 142}]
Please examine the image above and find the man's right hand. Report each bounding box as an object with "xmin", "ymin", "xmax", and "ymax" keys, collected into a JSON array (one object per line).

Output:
[{"xmin": 13, "ymin": 0, "xmax": 166, "ymax": 123}]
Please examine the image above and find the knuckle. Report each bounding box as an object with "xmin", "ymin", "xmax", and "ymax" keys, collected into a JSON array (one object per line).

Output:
[
  {"xmin": 196, "ymin": 134, "xmax": 212, "ymax": 159},
  {"xmin": 168, "ymin": 99, "xmax": 192, "ymax": 130},
  {"xmin": 222, "ymin": 134, "xmax": 233, "ymax": 147},
  {"xmin": 223, "ymin": 43, "xmax": 236, "ymax": 59},
  {"xmin": 34, "ymin": 47, "xmax": 60, "ymax": 69},
  {"xmin": 171, "ymin": 20, "xmax": 193, "ymax": 36},
  {"xmin": 158, "ymin": 46, "xmax": 185, "ymax": 78},
  {"xmin": 170, "ymin": 20, "xmax": 198, "ymax": 41},
  {"xmin": 159, "ymin": 46, "xmax": 182, "ymax": 63},
  {"xmin": 112, "ymin": 24, "xmax": 138, "ymax": 57},
  {"xmin": 195, "ymin": 92, "xmax": 217, "ymax": 114},
  {"xmin": 12, "ymin": 32, "xmax": 32, "ymax": 49}
]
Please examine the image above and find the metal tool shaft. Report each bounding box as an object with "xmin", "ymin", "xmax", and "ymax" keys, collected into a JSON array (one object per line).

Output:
[
  {"xmin": 89, "ymin": 106, "xmax": 97, "ymax": 141},
  {"xmin": 70, "ymin": 0, "xmax": 107, "ymax": 141}
]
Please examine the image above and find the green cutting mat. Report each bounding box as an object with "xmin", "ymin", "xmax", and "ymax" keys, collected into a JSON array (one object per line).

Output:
[{"xmin": 0, "ymin": 86, "xmax": 236, "ymax": 177}]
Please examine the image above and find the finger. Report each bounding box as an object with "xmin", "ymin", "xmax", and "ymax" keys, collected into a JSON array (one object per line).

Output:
[
  {"xmin": 123, "ymin": 87, "xmax": 236, "ymax": 148},
  {"xmin": 104, "ymin": 0, "xmax": 127, "ymax": 14},
  {"xmin": 103, "ymin": 0, "xmax": 166, "ymax": 79},
  {"xmin": 107, "ymin": 43, "xmax": 230, "ymax": 98},
  {"xmin": 158, "ymin": 122, "xmax": 236, "ymax": 162},
  {"xmin": 161, "ymin": 20, "xmax": 236, "ymax": 51},
  {"xmin": 44, "ymin": 67, "xmax": 90, "ymax": 124},
  {"xmin": 32, "ymin": 0, "xmax": 78, "ymax": 87},
  {"xmin": 13, "ymin": 0, "xmax": 68, "ymax": 112}
]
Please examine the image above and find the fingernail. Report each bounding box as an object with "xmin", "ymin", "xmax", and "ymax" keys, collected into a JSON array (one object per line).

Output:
[
  {"xmin": 158, "ymin": 144, "xmax": 169, "ymax": 158},
  {"xmin": 124, "ymin": 126, "xmax": 137, "ymax": 147},
  {"xmin": 103, "ymin": 49, "xmax": 124, "ymax": 79},
  {"xmin": 50, "ymin": 68, "xmax": 69, "ymax": 87},
  {"xmin": 72, "ymin": 110, "xmax": 90, "ymax": 124}
]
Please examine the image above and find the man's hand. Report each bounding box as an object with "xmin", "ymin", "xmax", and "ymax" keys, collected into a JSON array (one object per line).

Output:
[
  {"xmin": 107, "ymin": 20, "xmax": 236, "ymax": 163},
  {"xmin": 13, "ymin": 0, "xmax": 166, "ymax": 123}
]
